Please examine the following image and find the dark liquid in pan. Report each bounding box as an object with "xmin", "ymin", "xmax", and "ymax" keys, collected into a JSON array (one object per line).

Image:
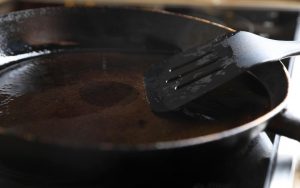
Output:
[{"xmin": 0, "ymin": 50, "xmax": 271, "ymax": 145}]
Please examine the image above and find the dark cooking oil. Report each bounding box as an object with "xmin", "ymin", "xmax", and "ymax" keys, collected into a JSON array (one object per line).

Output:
[{"xmin": 0, "ymin": 50, "xmax": 271, "ymax": 145}]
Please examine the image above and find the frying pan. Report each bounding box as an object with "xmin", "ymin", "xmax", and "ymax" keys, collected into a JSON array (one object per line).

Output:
[{"xmin": 0, "ymin": 7, "xmax": 298, "ymax": 178}]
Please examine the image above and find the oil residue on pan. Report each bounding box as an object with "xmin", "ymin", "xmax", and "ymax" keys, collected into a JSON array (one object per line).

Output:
[{"xmin": 0, "ymin": 50, "xmax": 271, "ymax": 146}]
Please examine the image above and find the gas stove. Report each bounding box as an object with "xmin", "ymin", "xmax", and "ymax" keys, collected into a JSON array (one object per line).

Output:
[{"xmin": 0, "ymin": 1, "xmax": 299, "ymax": 188}]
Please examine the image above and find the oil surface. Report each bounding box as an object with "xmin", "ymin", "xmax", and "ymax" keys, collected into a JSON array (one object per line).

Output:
[{"xmin": 0, "ymin": 50, "xmax": 271, "ymax": 145}]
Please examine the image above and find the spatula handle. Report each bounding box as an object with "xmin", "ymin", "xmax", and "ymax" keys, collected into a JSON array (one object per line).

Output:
[{"xmin": 228, "ymin": 31, "xmax": 300, "ymax": 67}]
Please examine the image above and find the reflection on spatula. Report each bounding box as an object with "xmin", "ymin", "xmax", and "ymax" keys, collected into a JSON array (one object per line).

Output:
[{"xmin": 144, "ymin": 31, "xmax": 300, "ymax": 112}]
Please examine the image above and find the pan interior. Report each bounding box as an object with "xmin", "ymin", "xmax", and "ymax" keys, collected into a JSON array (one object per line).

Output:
[{"xmin": 0, "ymin": 49, "xmax": 271, "ymax": 146}]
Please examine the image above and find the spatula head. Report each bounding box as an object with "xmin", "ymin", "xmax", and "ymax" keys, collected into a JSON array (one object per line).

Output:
[{"xmin": 144, "ymin": 32, "xmax": 243, "ymax": 112}]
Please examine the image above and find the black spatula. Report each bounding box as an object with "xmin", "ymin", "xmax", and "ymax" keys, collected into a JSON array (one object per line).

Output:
[{"xmin": 144, "ymin": 31, "xmax": 300, "ymax": 112}]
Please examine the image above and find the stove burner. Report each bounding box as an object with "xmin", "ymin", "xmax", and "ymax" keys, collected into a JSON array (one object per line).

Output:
[{"xmin": 0, "ymin": 133, "xmax": 272, "ymax": 188}]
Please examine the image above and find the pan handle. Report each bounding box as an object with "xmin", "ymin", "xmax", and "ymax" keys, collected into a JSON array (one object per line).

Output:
[{"xmin": 267, "ymin": 109, "xmax": 300, "ymax": 141}]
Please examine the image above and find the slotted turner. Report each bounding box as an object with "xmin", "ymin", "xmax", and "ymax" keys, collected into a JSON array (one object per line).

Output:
[{"xmin": 144, "ymin": 31, "xmax": 300, "ymax": 112}]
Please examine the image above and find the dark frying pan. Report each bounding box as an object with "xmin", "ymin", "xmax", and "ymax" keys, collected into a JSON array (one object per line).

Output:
[{"xmin": 0, "ymin": 7, "xmax": 298, "ymax": 178}]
